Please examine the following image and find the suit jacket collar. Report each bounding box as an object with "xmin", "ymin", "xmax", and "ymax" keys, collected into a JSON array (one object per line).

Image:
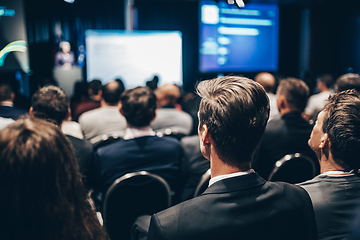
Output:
[{"xmin": 203, "ymin": 172, "xmax": 266, "ymax": 194}]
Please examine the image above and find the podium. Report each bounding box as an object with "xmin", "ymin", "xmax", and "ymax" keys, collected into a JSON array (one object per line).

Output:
[{"xmin": 53, "ymin": 66, "xmax": 83, "ymax": 97}]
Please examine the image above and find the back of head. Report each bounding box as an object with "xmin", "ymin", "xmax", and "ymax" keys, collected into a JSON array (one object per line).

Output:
[
  {"xmin": 31, "ymin": 85, "xmax": 69, "ymax": 126},
  {"xmin": 197, "ymin": 76, "xmax": 269, "ymax": 166},
  {"xmin": 277, "ymin": 78, "xmax": 309, "ymax": 112},
  {"xmin": 154, "ymin": 84, "xmax": 181, "ymax": 106},
  {"xmin": 334, "ymin": 73, "xmax": 360, "ymax": 93},
  {"xmin": 0, "ymin": 117, "xmax": 106, "ymax": 240},
  {"xmin": 317, "ymin": 74, "xmax": 333, "ymax": 89},
  {"xmin": 254, "ymin": 72, "xmax": 276, "ymax": 93},
  {"xmin": 322, "ymin": 89, "xmax": 360, "ymax": 171},
  {"xmin": 89, "ymin": 79, "xmax": 103, "ymax": 95},
  {"xmin": 0, "ymin": 83, "xmax": 13, "ymax": 102},
  {"xmin": 120, "ymin": 86, "xmax": 157, "ymax": 128},
  {"xmin": 102, "ymin": 81, "xmax": 123, "ymax": 105}
]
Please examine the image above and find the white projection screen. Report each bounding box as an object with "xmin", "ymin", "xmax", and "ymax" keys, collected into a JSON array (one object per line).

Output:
[{"xmin": 85, "ymin": 30, "xmax": 183, "ymax": 89}]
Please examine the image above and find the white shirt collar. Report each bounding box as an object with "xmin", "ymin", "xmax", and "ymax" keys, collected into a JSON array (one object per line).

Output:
[
  {"xmin": 209, "ymin": 169, "xmax": 255, "ymax": 187},
  {"xmin": 123, "ymin": 126, "xmax": 155, "ymax": 140}
]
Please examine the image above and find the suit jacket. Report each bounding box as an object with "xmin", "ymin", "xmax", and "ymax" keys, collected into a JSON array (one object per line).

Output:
[
  {"xmin": 0, "ymin": 105, "xmax": 28, "ymax": 120},
  {"xmin": 147, "ymin": 172, "xmax": 317, "ymax": 240},
  {"xmin": 94, "ymin": 135, "xmax": 181, "ymax": 194},
  {"xmin": 253, "ymin": 112, "xmax": 318, "ymax": 179},
  {"xmin": 66, "ymin": 135, "xmax": 95, "ymax": 190}
]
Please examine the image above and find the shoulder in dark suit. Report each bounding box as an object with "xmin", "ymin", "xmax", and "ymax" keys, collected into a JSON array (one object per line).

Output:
[
  {"xmin": 0, "ymin": 106, "xmax": 28, "ymax": 120},
  {"xmin": 95, "ymin": 135, "xmax": 181, "ymax": 194},
  {"xmin": 147, "ymin": 173, "xmax": 317, "ymax": 240},
  {"xmin": 66, "ymin": 135, "xmax": 95, "ymax": 190},
  {"xmin": 253, "ymin": 112, "xmax": 318, "ymax": 179}
]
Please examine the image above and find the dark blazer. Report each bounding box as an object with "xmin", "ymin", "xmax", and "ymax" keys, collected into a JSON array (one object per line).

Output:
[
  {"xmin": 252, "ymin": 112, "xmax": 318, "ymax": 179},
  {"xmin": 0, "ymin": 105, "xmax": 28, "ymax": 120},
  {"xmin": 94, "ymin": 135, "xmax": 181, "ymax": 194},
  {"xmin": 66, "ymin": 135, "xmax": 95, "ymax": 190},
  {"xmin": 147, "ymin": 172, "xmax": 317, "ymax": 240}
]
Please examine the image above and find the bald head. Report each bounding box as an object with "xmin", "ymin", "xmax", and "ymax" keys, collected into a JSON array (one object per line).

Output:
[
  {"xmin": 255, "ymin": 72, "xmax": 276, "ymax": 93},
  {"xmin": 155, "ymin": 84, "xmax": 181, "ymax": 107},
  {"xmin": 102, "ymin": 81, "xmax": 123, "ymax": 105}
]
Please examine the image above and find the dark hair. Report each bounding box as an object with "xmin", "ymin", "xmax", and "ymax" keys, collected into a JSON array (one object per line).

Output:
[
  {"xmin": 31, "ymin": 85, "xmax": 69, "ymax": 126},
  {"xmin": 277, "ymin": 78, "xmax": 309, "ymax": 112},
  {"xmin": 334, "ymin": 73, "xmax": 360, "ymax": 93},
  {"xmin": 322, "ymin": 89, "xmax": 360, "ymax": 170},
  {"xmin": 0, "ymin": 117, "xmax": 107, "ymax": 240},
  {"xmin": 0, "ymin": 83, "xmax": 12, "ymax": 101},
  {"xmin": 89, "ymin": 79, "xmax": 103, "ymax": 95},
  {"xmin": 120, "ymin": 87, "xmax": 157, "ymax": 128},
  {"xmin": 197, "ymin": 76, "xmax": 269, "ymax": 166},
  {"xmin": 317, "ymin": 74, "xmax": 333, "ymax": 89},
  {"xmin": 102, "ymin": 81, "xmax": 123, "ymax": 105}
]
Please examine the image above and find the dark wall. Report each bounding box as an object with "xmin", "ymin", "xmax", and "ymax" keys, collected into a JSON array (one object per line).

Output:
[{"xmin": 21, "ymin": 0, "xmax": 360, "ymax": 95}]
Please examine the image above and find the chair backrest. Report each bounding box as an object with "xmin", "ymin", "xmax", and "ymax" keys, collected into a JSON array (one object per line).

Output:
[
  {"xmin": 103, "ymin": 171, "xmax": 172, "ymax": 240},
  {"xmin": 193, "ymin": 169, "xmax": 211, "ymax": 197},
  {"xmin": 156, "ymin": 129, "xmax": 186, "ymax": 140},
  {"xmin": 268, "ymin": 153, "xmax": 317, "ymax": 184},
  {"xmin": 92, "ymin": 133, "xmax": 123, "ymax": 151}
]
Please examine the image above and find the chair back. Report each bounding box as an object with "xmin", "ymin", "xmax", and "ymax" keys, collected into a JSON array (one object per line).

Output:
[
  {"xmin": 103, "ymin": 171, "xmax": 172, "ymax": 240},
  {"xmin": 194, "ymin": 169, "xmax": 211, "ymax": 197},
  {"xmin": 268, "ymin": 153, "xmax": 317, "ymax": 184}
]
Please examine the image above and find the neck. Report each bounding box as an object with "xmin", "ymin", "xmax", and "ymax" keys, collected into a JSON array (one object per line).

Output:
[
  {"xmin": 319, "ymin": 153, "xmax": 345, "ymax": 174},
  {"xmin": 210, "ymin": 150, "xmax": 251, "ymax": 178},
  {"xmin": 100, "ymin": 99, "xmax": 117, "ymax": 107}
]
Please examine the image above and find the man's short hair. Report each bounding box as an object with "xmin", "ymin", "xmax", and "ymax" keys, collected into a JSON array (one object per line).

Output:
[
  {"xmin": 322, "ymin": 89, "xmax": 360, "ymax": 171},
  {"xmin": 197, "ymin": 76, "xmax": 269, "ymax": 167},
  {"xmin": 31, "ymin": 86, "xmax": 69, "ymax": 126},
  {"xmin": 277, "ymin": 78, "xmax": 309, "ymax": 112},
  {"xmin": 102, "ymin": 81, "xmax": 123, "ymax": 105},
  {"xmin": 120, "ymin": 86, "xmax": 157, "ymax": 128},
  {"xmin": 0, "ymin": 84, "xmax": 12, "ymax": 102},
  {"xmin": 89, "ymin": 79, "xmax": 102, "ymax": 95},
  {"xmin": 334, "ymin": 73, "xmax": 360, "ymax": 93},
  {"xmin": 317, "ymin": 74, "xmax": 333, "ymax": 89}
]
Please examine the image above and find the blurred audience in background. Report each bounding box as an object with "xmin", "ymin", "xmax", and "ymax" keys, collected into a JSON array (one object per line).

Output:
[
  {"xmin": 255, "ymin": 72, "xmax": 280, "ymax": 121},
  {"xmin": 79, "ymin": 80, "xmax": 126, "ymax": 144},
  {"xmin": 151, "ymin": 84, "xmax": 193, "ymax": 137},
  {"xmin": 303, "ymin": 74, "xmax": 333, "ymax": 123},
  {"xmin": 253, "ymin": 78, "xmax": 318, "ymax": 179}
]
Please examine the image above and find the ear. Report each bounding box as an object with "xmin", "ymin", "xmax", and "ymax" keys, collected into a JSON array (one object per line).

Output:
[
  {"xmin": 119, "ymin": 103, "xmax": 124, "ymax": 116},
  {"xmin": 277, "ymin": 95, "xmax": 287, "ymax": 110},
  {"xmin": 319, "ymin": 133, "xmax": 330, "ymax": 149},
  {"xmin": 29, "ymin": 107, "xmax": 34, "ymax": 117},
  {"xmin": 65, "ymin": 108, "xmax": 71, "ymax": 121},
  {"xmin": 10, "ymin": 92, "xmax": 15, "ymax": 101},
  {"xmin": 199, "ymin": 124, "xmax": 211, "ymax": 145}
]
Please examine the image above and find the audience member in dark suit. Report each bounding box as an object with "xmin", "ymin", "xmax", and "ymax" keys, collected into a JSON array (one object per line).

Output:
[
  {"xmin": 334, "ymin": 73, "xmax": 360, "ymax": 93},
  {"xmin": 147, "ymin": 76, "xmax": 317, "ymax": 240},
  {"xmin": 299, "ymin": 89, "xmax": 360, "ymax": 240},
  {"xmin": 30, "ymin": 85, "xmax": 95, "ymax": 190},
  {"xmin": 0, "ymin": 83, "xmax": 27, "ymax": 120},
  {"xmin": 180, "ymin": 135, "xmax": 210, "ymax": 201},
  {"xmin": 253, "ymin": 78, "xmax": 318, "ymax": 179},
  {"xmin": 94, "ymin": 86, "xmax": 181, "ymax": 197}
]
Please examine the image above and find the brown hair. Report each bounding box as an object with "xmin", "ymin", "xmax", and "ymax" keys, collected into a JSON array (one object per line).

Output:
[
  {"xmin": 197, "ymin": 76, "xmax": 269, "ymax": 166},
  {"xmin": 277, "ymin": 78, "xmax": 309, "ymax": 112},
  {"xmin": 0, "ymin": 117, "xmax": 107, "ymax": 240},
  {"xmin": 120, "ymin": 86, "xmax": 157, "ymax": 127},
  {"xmin": 322, "ymin": 89, "xmax": 360, "ymax": 170}
]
